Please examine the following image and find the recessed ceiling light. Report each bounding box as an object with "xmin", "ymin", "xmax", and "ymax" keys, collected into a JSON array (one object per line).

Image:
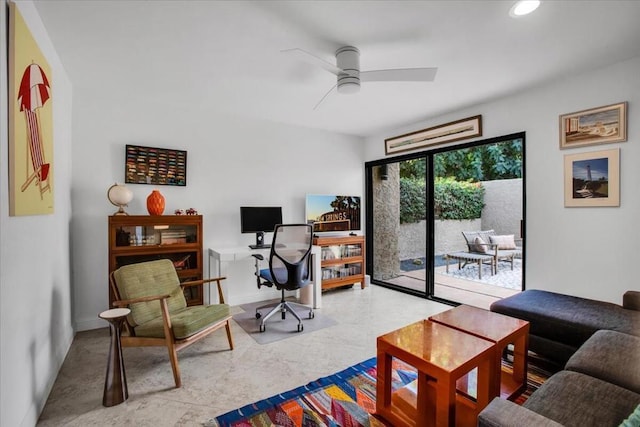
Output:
[{"xmin": 509, "ymin": 0, "xmax": 541, "ymax": 18}]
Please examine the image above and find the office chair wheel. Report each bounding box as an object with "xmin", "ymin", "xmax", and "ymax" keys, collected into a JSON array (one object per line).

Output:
[
  {"xmin": 297, "ymin": 324, "xmax": 303, "ymax": 332},
  {"xmin": 308, "ymin": 311, "xmax": 314, "ymax": 319},
  {"xmin": 255, "ymin": 312, "xmax": 262, "ymax": 319},
  {"xmin": 259, "ymin": 324, "xmax": 266, "ymax": 333}
]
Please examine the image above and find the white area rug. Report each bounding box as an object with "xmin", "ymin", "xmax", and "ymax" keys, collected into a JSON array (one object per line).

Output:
[
  {"xmin": 443, "ymin": 259, "xmax": 522, "ymax": 290},
  {"xmin": 232, "ymin": 298, "xmax": 337, "ymax": 345}
]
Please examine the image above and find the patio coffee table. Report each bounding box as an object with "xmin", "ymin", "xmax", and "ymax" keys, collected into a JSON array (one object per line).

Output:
[
  {"xmin": 429, "ymin": 305, "xmax": 529, "ymax": 400},
  {"xmin": 376, "ymin": 319, "xmax": 496, "ymax": 427},
  {"xmin": 445, "ymin": 252, "xmax": 495, "ymax": 279}
]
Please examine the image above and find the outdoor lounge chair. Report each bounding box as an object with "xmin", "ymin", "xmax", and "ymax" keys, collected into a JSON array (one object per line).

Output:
[{"xmin": 460, "ymin": 230, "xmax": 522, "ymax": 273}]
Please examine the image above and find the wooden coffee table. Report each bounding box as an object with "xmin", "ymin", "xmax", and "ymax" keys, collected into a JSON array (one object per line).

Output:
[
  {"xmin": 429, "ymin": 304, "xmax": 529, "ymax": 400},
  {"xmin": 376, "ymin": 320, "xmax": 496, "ymax": 427}
]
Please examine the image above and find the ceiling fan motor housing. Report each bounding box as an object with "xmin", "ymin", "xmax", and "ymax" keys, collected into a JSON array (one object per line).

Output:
[{"xmin": 336, "ymin": 46, "xmax": 360, "ymax": 94}]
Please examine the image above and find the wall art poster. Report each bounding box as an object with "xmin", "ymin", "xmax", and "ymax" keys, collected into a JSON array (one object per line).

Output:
[
  {"xmin": 564, "ymin": 148, "xmax": 620, "ymax": 207},
  {"xmin": 559, "ymin": 102, "xmax": 627, "ymax": 149},
  {"xmin": 8, "ymin": 2, "xmax": 54, "ymax": 216},
  {"xmin": 125, "ymin": 145, "xmax": 187, "ymax": 186}
]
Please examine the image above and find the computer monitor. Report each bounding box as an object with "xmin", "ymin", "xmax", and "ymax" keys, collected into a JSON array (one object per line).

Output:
[{"xmin": 240, "ymin": 206, "xmax": 283, "ymax": 249}]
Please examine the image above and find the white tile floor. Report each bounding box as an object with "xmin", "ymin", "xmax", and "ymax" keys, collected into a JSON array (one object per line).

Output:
[{"xmin": 37, "ymin": 285, "xmax": 452, "ymax": 426}]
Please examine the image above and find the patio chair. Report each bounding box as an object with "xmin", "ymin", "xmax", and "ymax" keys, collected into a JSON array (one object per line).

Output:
[{"xmin": 461, "ymin": 230, "xmax": 522, "ymax": 272}]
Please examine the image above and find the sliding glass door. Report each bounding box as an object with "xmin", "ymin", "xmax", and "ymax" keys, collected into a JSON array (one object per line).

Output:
[
  {"xmin": 366, "ymin": 133, "xmax": 525, "ymax": 307},
  {"xmin": 368, "ymin": 158, "xmax": 430, "ymax": 296}
]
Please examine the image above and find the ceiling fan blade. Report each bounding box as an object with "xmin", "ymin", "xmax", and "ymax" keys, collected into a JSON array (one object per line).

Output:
[
  {"xmin": 282, "ymin": 48, "xmax": 344, "ymax": 76},
  {"xmin": 360, "ymin": 67, "xmax": 438, "ymax": 82},
  {"xmin": 313, "ymin": 83, "xmax": 337, "ymax": 110}
]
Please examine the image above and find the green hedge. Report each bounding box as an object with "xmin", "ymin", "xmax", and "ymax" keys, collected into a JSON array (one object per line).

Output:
[{"xmin": 400, "ymin": 177, "xmax": 485, "ymax": 223}]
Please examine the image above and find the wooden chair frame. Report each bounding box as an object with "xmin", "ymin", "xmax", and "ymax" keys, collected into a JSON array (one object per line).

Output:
[{"xmin": 108, "ymin": 274, "xmax": 234, "ymax": 388}]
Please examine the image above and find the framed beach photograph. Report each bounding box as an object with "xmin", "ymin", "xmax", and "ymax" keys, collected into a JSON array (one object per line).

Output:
[
  {"xmin": 559, "ymin": 102, "xmax": 627, "ymax": 149},
  {"xmin": 564, "ymin": 148, "xmax": 619, "ymax": 207},
  {"xmin": 385, "ymin": 115, "xmax": 482, "ymax": 155}
]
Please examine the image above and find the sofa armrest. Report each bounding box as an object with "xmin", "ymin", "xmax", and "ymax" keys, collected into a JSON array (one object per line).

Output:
[
  {"xmin": 478, "ymin": 398, "xmax": 564, "ymax": 427},
  {"xmin": 623, "ymin": 291, "xmax": 640, "ymax": 311}
]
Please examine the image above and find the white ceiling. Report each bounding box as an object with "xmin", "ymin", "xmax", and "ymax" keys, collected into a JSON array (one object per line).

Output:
[{"xmin": 34, "ymin": 0, "xmax": 640, "ymax": 137}]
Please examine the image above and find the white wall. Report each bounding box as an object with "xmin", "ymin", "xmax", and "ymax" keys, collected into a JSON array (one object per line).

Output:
[
  {"xmin": 71, "ymin": 89, "xmax": 364, "ymax": 331},
  {"xmin": 365, "ymin": 56, "xmax": 640, "ymax": 304},
  {"xmin": 0, "ymin": 2, "xmax": 74, "ymax": 426}
]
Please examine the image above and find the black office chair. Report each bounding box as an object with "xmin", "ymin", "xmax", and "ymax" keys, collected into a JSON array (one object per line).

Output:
[{"xmin": 252, "ymin": 224, "xmax": 314, "ymax": 332}]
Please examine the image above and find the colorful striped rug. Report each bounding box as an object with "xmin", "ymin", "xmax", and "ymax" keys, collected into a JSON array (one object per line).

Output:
[{"xmin": 210, "ymin": 356, "xmax": 551, "ymax": 427}]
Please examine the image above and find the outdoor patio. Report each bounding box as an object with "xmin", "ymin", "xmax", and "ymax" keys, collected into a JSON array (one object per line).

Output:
[{"xmin": 386, "ymin": 258, "xmax": 521, "ymax": 310}]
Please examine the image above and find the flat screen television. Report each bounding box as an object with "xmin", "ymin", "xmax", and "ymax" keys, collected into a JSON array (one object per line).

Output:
[
  {"xmin": 240, "ymin": 206, "xmax": 283, "ymax": 249},
  {"xmin": 305, "ymin": 195, "xmax": 361, "ymax": 234}
]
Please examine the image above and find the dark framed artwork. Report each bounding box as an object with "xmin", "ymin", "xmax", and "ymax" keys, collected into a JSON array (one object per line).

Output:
[
  {"xmin": 385, "ymin": 115, "xmax": 482, "ymax": 155},
  {"xmin": 125, "ymin": 144, "xmax": 187, "ymax": 186}
]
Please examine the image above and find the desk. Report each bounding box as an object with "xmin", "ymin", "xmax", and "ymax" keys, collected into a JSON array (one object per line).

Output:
[{"xmin": 208, "ymin": 245, "xmax": 322, "ymax": 308}]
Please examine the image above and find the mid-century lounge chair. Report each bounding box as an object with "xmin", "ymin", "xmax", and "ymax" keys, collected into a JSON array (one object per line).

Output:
[{"xmin": 109, "ymin": 259, "xmax": 234, "ymax": 388}]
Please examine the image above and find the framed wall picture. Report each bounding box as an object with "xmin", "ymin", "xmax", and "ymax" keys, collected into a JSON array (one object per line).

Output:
[
  {"xmin": 125, "ymin": 145, "xmax": 187, "ymax": 186},
  {"xmin": 385, "ymin": 115, "xmax": 482, "ymax": 155},
  {"xmin": 559, "ymin": 102, "xmax": 627, "ymax": 149},
  {"xmin": 564, "ymin": 148, "xmax": 619, "ymax": 207},
  {"xmin": 8, "ymin": 2, "xmax": 54, "ymax": 216}
]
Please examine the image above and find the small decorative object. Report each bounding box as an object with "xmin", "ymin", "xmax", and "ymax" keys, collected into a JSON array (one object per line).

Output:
[
  {"xmin": 107, "ymin": 183, "xmax": 133, "ymax": 216},
  {"xmin": 186, "ymin": 208, "xmax": 198, "ymax": 215},
  {"xmin": 385, "ymin": 115, "xmax": 482, "ymax": 155},
  {"xmin": 146, "ymin": 190, "xmax": 165, "ymax": 215},
  {"xmin": 560, "ymin": 102, "xmax": 627, "ymax": 149},
  {"xmin": 564, "ymin": 148, "xmax": 619, "ymax": 207},
  {"xmin": 174, "ymin": 209, "xmax": 185, "ymax": 215}
]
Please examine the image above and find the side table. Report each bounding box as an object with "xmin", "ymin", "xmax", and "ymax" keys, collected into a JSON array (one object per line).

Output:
[
  {"xmin": 429, "ymin": 305, "xmax": 529, "ymax": 400},
  {"xmin": 99, "ymin": 308, "xmax": 131, "ymax": 407},
  {"xmin": 376, "ymin": 319, "xmax": 496, "ymax": 427}
]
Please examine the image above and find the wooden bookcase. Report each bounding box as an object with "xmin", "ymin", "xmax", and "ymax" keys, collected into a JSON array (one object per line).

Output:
[
  {"xmin": 108, "ymin": 215, "xmax": 204, "ymax": 307},
  {"xmin": 312, "ymin": 235, "xmax": 365, "ymax": 291}
]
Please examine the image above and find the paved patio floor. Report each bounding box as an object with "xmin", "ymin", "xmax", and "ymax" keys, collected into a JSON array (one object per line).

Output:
[{"xmin": 385, "ymin": 265, "xmax": 520, "ymax": 310}]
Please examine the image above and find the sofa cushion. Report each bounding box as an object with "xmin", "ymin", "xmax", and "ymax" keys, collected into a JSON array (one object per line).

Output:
[
  {"xmin": 134, "ymin": 303, "xmax": 231, "ymax": 339},
  {"xmin": 566, "ymin": 330, "xmax": 640, "ymax": 394},
  {"xmin": 489, "ymin": 234, "xmax": 517, "ymax": 250},
  {"xmin": 523, "ymin": 371, "xmax": 640, "ymax": 427},
  {"xmin": 490, "ymin": 290, "xmax": 640, "ymax": 351}
]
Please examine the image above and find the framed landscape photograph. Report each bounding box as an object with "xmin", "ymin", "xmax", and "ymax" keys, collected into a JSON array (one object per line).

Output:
[
  {"xmin": 559, "ymin": 102, "xmax": 627, "ymax": 149},
  {"xmin": 385, "ymin": 115, "xmax": 482, "ymax": 155},
  {"xmin": 564, "ymin": 148, "xmax": 619, "ymax": 207}
]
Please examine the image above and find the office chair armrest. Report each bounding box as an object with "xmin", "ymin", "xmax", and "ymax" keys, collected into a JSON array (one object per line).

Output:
[
  {"xmin": 112, "ymin": 293, "xmax": 172, "ymax": 307},
  {"xmin": 252, "ymin": 254, "xmax": 264, "ymax": 261}
]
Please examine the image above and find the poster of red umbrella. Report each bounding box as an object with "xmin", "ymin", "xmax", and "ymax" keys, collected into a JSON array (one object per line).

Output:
[
  {"xmin": 18, "ymin": 63, "xmax": 52, "ymax": 198},
  {"xmin": 9, "ymin": 2, "xmax": 54, "ymax": 216}
]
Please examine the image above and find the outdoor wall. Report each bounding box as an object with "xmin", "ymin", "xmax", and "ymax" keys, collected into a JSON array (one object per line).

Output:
[
  {"xmin": 365, "ymin": 55, "xmax": 640, "ymax": 304},
  {"xmin": 372, "ymin": 163, "xmax": 400, "ymax": 280},
  {"xmin": 481, "ymin": 178, "xmax": 522, "ymax": 238},
  {"xmin": 0, "ymin": 2, "xmax": 74, "ymax": 426}
]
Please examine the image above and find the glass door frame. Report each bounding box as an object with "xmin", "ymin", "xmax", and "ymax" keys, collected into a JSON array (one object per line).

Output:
[{"xmin": 365, "ymin": 132, "xmax": 526, "ymax": 305}]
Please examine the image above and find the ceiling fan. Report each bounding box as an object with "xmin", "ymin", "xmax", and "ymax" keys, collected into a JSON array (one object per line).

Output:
[{"xmin": 283, "ymin": 45, "xmax": 438, "ymax": 109}]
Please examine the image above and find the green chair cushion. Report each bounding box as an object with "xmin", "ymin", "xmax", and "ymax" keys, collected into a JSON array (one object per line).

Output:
[
  {"xmin": 114, "ymin": 259, "xmax": 187, "ymax": 327},
  {"xmin": 134, "ymin": 303, "xmax": 231, "ymax": 339}
]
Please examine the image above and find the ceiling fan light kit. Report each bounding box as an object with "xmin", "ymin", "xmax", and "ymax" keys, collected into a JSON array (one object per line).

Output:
[
  {"xmin": 335, "ymin": 46, "xmax": 361, "ymax": 94},
  {"xmin": 284, "ymin": 44, "xmax": 438, "ymax": 108}
]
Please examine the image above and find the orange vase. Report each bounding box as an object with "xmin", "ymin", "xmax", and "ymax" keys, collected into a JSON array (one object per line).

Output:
[{"xmin": 146, "ymin": 190, "xmax": 165, "ymax": 216}]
